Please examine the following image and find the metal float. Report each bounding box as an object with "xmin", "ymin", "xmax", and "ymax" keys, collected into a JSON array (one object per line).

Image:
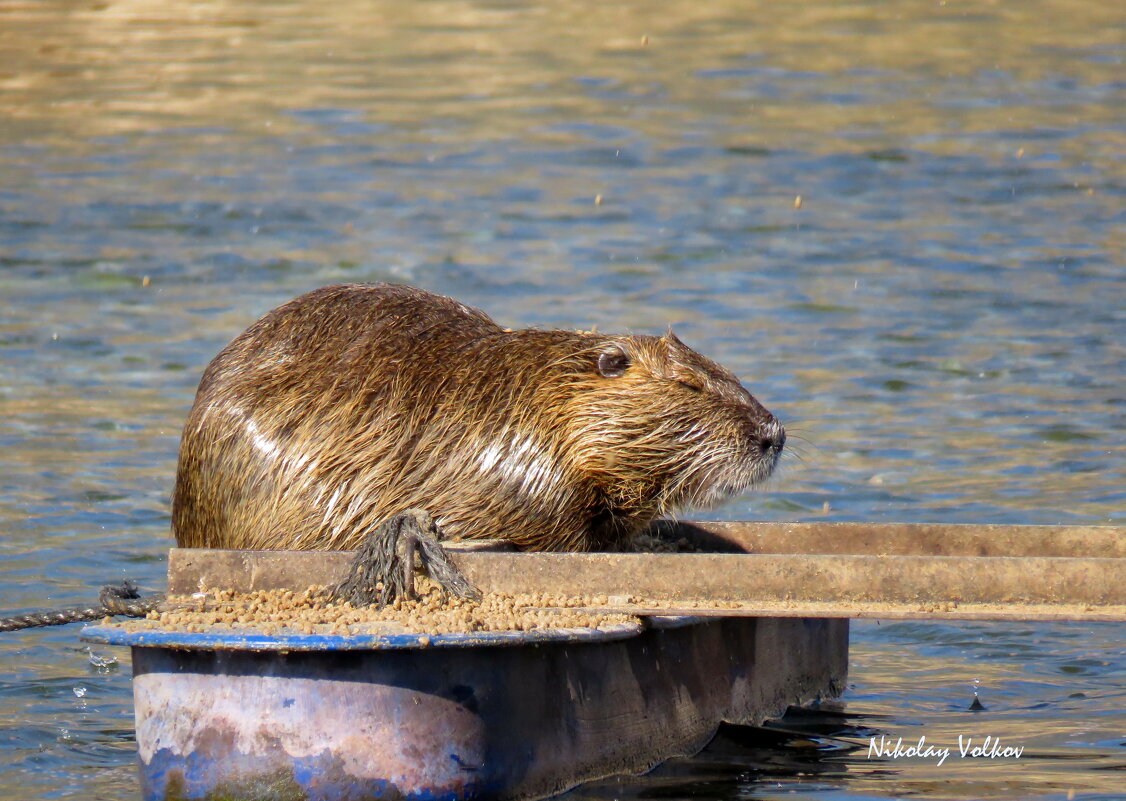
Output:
[{"xmin": 82, "ymin": 520, "xmax": 1126, "ymax": 801}]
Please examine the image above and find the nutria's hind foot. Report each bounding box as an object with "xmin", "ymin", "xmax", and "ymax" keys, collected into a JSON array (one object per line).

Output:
[{"xmin": 332, "ymin": 509, "xmax": 480, "ymax": 607}]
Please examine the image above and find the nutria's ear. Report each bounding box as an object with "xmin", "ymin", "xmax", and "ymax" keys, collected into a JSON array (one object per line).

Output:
[
  {"xmin": 597, "ymin": 344, "xmax": 631, "ymax": 378},
  {"xmin": 661, "ymin": 329, "xmax": 686, "ymax": 349}
]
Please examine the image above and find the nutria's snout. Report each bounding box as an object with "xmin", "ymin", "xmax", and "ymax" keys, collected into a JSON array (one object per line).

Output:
[
  {"xmin": 758, "ymin": 417, "xmax": 786, "ymax": 462},
  {"xmin": 736, "ymin": 387, "xmax": 786, "ymax": 469},
  {"xmin": 743, "ymin": 414, "xmax": 785, "ymax": 489}
]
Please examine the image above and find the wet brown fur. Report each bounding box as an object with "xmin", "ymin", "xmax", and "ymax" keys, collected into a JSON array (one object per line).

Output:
[{"xmin": 172, "ymin": 284, "xmax": 784, "ymax": 552}]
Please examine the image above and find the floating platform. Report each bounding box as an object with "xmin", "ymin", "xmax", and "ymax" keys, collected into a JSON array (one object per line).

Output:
[
  {"xmin": 81, "ymin": 519, "xmax": 1126, "ymax": 800},
  {"xmin": 83, "ymin": 614, "xmax": 847, "ymax": 801}
]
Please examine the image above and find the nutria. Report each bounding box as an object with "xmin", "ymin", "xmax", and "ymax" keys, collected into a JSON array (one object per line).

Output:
[{"xmin": 172, "ymin": 283, "xmax": 785, "ymax": 554}]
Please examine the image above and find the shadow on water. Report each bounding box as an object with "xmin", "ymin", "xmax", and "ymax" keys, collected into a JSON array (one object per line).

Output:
[{"xmin": 570, "ymin": 703, "xmax": 1126, "ymax": 801}]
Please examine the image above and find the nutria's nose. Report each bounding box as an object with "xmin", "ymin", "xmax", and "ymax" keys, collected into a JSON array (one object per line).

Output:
[{"xmin": 758, "ymin": 418, "xmax": 786, "ymax": 456}]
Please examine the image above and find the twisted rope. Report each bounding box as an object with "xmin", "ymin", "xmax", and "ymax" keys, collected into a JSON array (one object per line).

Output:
[{"xmin": 0, "ymin": 580, "xmax": 164, "ymax": 632}]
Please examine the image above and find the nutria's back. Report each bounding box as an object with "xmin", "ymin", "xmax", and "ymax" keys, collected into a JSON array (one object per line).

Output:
[{"xmin": 172, "ymin": 283, "xmax": 785, "ymax": 552}]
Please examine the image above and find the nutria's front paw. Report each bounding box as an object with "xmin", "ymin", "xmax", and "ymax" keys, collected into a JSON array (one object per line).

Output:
[{"xmin": 332, "ymin": 509, "xmax": 480, "ymax": 606}]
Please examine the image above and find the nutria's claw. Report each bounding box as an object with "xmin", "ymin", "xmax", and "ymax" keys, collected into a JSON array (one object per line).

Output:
[{"xmin": 332, "ymin": 509, "xmax": 480, "ymax": 607}]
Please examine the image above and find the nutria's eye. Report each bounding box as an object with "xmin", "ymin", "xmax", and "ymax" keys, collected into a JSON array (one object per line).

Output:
[
  {"xmin": 598, "ymin": 347, "xmax": 631, "ymax": 378},
  {"xmin": 678, "ymin": 379, "xmax": 703, "ymax": 393}
]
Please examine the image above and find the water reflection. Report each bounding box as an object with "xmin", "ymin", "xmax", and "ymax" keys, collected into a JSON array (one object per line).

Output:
[{"xmin": 1, "ymin": 0, "xmax": 1124, "ymax": 798}]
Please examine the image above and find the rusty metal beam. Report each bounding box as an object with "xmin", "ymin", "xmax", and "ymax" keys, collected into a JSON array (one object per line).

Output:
[
  {"xmin": 166, "ymin": 521, "xmax": 1126, "ymax": 621},
  {"xmin": 464, "ymin": 552, "xmax": 1126, "ymax": 606},
  {"xmin": 653, "ymin": 520, "xmax": 1126, "ymax": 557},
  {"xmin": 452, "ymin": 552, "xmax": 1126, "ymax": 622}
]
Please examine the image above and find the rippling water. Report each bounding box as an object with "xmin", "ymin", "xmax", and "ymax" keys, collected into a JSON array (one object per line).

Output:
[{"xmin": 1, "ymin": 1, "xmax": 1123, "ymax": 798}]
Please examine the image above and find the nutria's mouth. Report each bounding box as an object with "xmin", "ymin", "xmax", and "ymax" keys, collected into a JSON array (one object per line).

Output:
[
  {"xmin": 724, "ymin": 424, "xmax": 786, "ymax": 493},
  {"xmin": 667, "ymin": 415, "xmax": 785, "ymax": 509},
  {"xmin": 729, "ymin": 455, "xmax": 781, "ymax": 493},
  {"xmin": 675, "ymin": 452, "xmax": 779, "ymax": 510}
]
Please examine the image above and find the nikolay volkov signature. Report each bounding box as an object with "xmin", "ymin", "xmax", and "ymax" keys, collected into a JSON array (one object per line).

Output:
[{"xmin": 867, "ymin": 734, "xmax": 1024, "ymax": 767}]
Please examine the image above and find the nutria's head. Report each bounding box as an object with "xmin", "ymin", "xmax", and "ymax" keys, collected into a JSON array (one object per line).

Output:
[{"xmin": 547, "ymin": 329, "xmax": 785, "ymax": 531}]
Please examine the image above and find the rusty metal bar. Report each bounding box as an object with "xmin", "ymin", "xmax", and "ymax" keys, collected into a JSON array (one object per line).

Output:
[
  {"xmin": 166, "ymin": 520, "xmax": 1126, "ymax": 621},
  {"xmin": 459, "ymin": 552, "xmax": 1125, "ymax": 605},
  {"xmin": 654, "ymin": 520, "xmax": 1126, "ymax": 557},
  {"xmin": 168, "ymin": 548, "xmax": 353, "ymax": 594},
  {"xmin": 452, "ymin": 552, "xmax": 1126, "ymax": 621},
  {"xmin": 559, "ymin": 603, "xmax": 1126, "ymax": 623}
]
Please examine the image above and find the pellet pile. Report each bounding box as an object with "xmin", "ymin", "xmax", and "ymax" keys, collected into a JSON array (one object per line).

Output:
[{"xmin": 142, "ymin": 584, "xmax": 639, "ymax": 636}]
